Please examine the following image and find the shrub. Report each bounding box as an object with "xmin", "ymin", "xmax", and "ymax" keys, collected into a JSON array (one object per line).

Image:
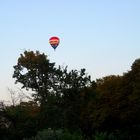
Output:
[
  {"xmin": 92, "ymin": 131, "xmax": 117, "ymax": 140},
  {"xmin": 23, "ymin": 128, "xmax": 83, "ymax": 140}
]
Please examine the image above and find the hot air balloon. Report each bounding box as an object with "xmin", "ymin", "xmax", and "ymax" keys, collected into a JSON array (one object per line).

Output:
[{"xmin": 49, "ymin": 36, "xmax": 60, "ymax": 50}]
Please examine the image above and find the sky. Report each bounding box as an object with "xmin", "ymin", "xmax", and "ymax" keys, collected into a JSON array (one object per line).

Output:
[{"xmin": 0, "ymin": 0, "xmax": 140, "ymax": 101}]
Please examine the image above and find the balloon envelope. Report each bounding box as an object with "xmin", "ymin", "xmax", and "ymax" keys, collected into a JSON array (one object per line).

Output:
[{"xmin": 49, "ymin": 36, "xmax": 60, "ymax": 50}]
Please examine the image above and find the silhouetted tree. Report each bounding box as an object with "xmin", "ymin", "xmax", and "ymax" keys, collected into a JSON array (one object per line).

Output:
[{"xmin": 13, "ymin": 51, "xmax": 59, "ymax": 106}]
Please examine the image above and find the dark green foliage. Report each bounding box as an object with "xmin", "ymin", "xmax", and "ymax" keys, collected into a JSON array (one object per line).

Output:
[
  {"xmin": 23, "ymin": 129, "xmax": 83, "ymax": 140},
  {"xmin": 0, "ymin": 101, "xmax": 39, "ymax": 140},
  {"xmin": 92, "ymin": 131, "xmax": 116, "ymax": 140},
  {"xmin": 1, "ymin": 50, "xmax": 140, "ymax": 139},
  {"xmin": 37, "ymin": 94, "xmax": 64, "ymax": 129},
  {"xmin": 89, "ymin": 58, "xmax": 140, "ymax": 139}
]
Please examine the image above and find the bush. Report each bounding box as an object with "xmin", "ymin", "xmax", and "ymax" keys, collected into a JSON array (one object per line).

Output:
[
  {"xmin": 91, "ymin": 131, "xmax": 117, "ymax": 140},
  {"xmin": 23, "ymin": 128, "xmax": 83, "ymax": 140}
]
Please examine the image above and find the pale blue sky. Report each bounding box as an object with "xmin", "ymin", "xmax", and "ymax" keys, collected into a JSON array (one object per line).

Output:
[{"xmin": 0, "ymin": 0, "xmax": 140, "ymax": 101}]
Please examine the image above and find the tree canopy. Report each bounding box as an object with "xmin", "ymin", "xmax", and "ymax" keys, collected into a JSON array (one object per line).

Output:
[{"xmin": 1, "ymin": 51, "xmax": 140, "ymax": 140}]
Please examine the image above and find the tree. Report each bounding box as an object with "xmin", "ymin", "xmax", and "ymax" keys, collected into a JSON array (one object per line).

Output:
[
  {"xmin": 93, "ymin": 75, "xmax": 123, "ymax": 131},
  {"xmin": 59, "ymin": 69, "xmax": 93, "ymax": 132},
  {"xmin": 13, "ymin": 50, "xmax": 58, "ymax": 106},
  {"xmin": 89, "ymin": 58, "xmax": 140, "ymax": 139},
  {"xmin": 119, "ymin": 58, "xmax": 140, "ymax": 130},
  {"xmin": 3, "ymin": 101, "xmax": 39, "ymax": 140},
  {"xmin": 13, "ymin": 50, "xmax": 93, "ymax": 133}
]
